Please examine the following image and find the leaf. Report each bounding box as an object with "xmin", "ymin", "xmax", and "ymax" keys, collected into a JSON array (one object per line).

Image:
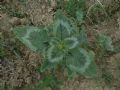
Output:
[
  {"xmin": 47, "ymin": 45, "xmax": 64, "ymax": 63},
  {"xmin": 66, "ymin": 48, "xmax": 96, "ymax": 77},
  {"xmin": 76, "ymin": 28, "xmax": 88, "ymax": 47},
  {"xmin": 53, "ymin": 12, "xmax": 73, "ymax": 39},
  {"xmin": 53, "ymin": 19, "xmax": 71, "ymax": 39},
  {"xmin": 82, "ymin": 51, "xmax": 97, "ymax": 78},
  {"xmin": 64, "ymin": 37, "xmax": 79, "ymax": 49},
  {"xmin": 76, "ymin": 10, "xmax": 84, "ymax": 23},
  {"xmin": 38, "ymin": 60, "xmax": 56, "ymax": 73},
  {"xmin": 14, "ymin": 26, "xmax": 49, "ymax": 52},
  {"xmin": 97, "ymin": 33, "xmax": 113, "ymax": 51}
]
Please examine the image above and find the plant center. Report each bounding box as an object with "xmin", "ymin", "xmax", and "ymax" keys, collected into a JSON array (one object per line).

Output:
[{"xmin": 57, "ymin": 41, "xmax": 66, "ymax": 50}]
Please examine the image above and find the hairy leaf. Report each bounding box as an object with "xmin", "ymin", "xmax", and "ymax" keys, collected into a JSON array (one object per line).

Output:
[
  {"xmin": 82, "ymin": 51, "xmax": 97, "ymax": 78},
  {"xmin": 47, "ymin": 45, "xmax": 64, "ymax": 63},
  {"xmin": 14, "ymin": 26, "xmax": 49, "ymax": 52},
  {"xmin": 53, "ymin": 12, "xmax": 73, "ymax": 40},
  {"xmin": 64, "ymin": 37, "xmax": 79, "ymax": 49},
  {"xmin": 66, "ymin": 48, "xmax": 96, "ymax": 77}
]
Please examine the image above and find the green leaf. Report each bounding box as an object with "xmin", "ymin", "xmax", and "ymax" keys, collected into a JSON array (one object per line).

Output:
[
  {"xmin": 47, "ymin": 45, "xmax": 64, "ymax": 63},
  {"xmin": 82, "ymin": 51, "xmax": 97, "ymax": 78},
  {"xmin": 76, "ymin": 28, "xmax": 88, "ymax": 47},
  {"xmin": 14, "ymin": 26, "xmax": 49, "ymax": 52},
  {"xmin": 97, "ymin": 34, "xmax": 113, "ymax": 51},
  {"xmin": 76, "ymin": 10, "xmax": 84, "ymax": 23},
  {"xmin": 39, "ymin": 60, "xmax": 56, "ymax": 73},
  {"xmin": 66, "ymin": 48, "xmax": 96, "ymax": 77},
  {"xmin": 53, "ymin": 20, "xmax": 71, "ymax": 39},
  {"xmin": 64, "ymin": 37, "xmax": 79, "ymax": 49},
  {"xmin": 53, "ymin": 12, "xmax": 73, "ymax": 39}
]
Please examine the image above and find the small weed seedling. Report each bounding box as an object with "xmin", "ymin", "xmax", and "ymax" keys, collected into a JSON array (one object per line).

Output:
[{"xmin": 13, "ymin": 0, "xmax": 114, "ymax": 90}]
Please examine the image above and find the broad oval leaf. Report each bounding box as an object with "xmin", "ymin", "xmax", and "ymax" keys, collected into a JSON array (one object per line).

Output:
[
  {"xmin": 64, "ymin": 37, "xmax": 79, "ymax": 49},
  {"xmin": 53, "ymin": 12, "xmax": 73, "ymax": 39},
  {"xmin": 82, "ymin": 51, "xmax": 97, "ymax": 78},
  {"xmin": 66, "ymin": 48, "xmax": 96, "ymax": 77},
  {"xmin": 47, "ymin": 45, "xmax": 64, "ymax": 63},
  {"xmin": 14, "ymin": 26, "xmax": 49, "ymax": 52}
]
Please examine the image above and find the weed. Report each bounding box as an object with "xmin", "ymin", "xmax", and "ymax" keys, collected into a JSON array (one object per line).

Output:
[{"xmin": 13, "ymin": 0, "xmax": 114, "ymax": 89}]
